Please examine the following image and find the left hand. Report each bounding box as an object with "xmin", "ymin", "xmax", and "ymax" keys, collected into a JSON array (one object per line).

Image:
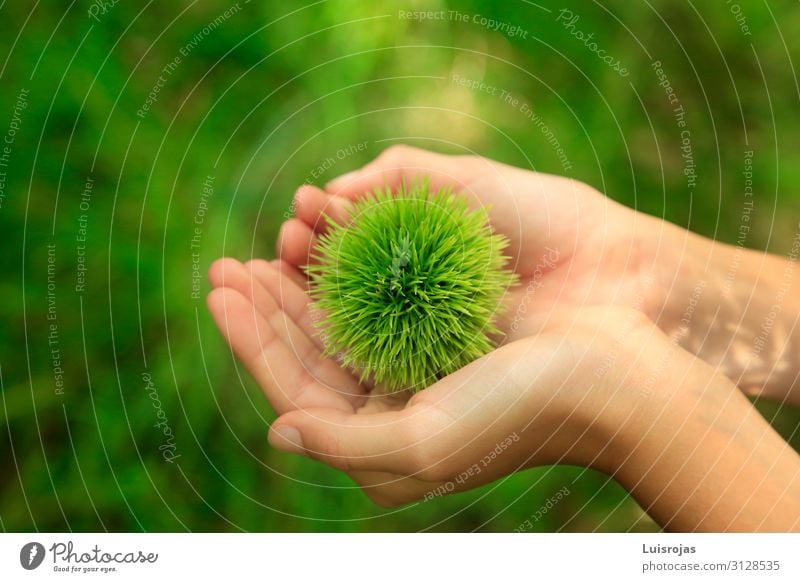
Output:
[{"xmin": 207, "ymin": 254, "xmax": 662, "ymax": 508}]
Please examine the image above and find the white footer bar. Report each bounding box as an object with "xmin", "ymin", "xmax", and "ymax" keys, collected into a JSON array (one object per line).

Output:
[{"xmin": 1, "ymin": 533, "xmax": 797, "ymax": 581}]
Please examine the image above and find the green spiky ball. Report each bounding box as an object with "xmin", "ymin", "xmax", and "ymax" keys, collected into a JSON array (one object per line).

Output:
[{"xmin": 308, "ymin": 183, "xmax": 517, "ymax": 392}]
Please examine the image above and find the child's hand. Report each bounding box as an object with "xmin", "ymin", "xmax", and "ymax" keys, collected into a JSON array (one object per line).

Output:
[
  {"xmin": 275, "ymin": 145, "xmax": 663, "ymax": 342},
  {"xmin": 207, "ymin": 256, "xmax": 679, "ymax": 507},
  {"xmin": 207, "ymin": 146, "xmax": 800, "ymax": 529},
  {"xmin": 277, "ymin": 145, "xmax": 800, "ymax": 404}
]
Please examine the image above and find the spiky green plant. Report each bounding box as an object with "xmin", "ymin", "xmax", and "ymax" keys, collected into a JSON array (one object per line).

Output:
[{"xmin": 308, "ymin": 183, "xmax": 517, "ymax": 392}]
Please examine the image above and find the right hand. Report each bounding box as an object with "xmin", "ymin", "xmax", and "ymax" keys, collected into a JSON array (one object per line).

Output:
[{"xmin": 281, "ymin": 144, "xmax": 668, "ymax": 344}]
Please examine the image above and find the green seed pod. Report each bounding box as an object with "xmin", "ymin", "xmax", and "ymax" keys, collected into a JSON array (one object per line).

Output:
[{"xmin": 308, "ymin": 182, "xmax": 517, "ymax": 392}]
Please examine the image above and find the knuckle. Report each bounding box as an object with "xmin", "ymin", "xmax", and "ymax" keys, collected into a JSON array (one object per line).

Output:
[
  {"xmin": 318, "ymin": 433, "xmax": 355, "ymax": 472},
  {"xmin": 243, "ymin": 260, "xmax": 261, "ymax": 282},
  {"xmin": 245, "ymin": 258, "xmax": 269, "ymax": 273}
]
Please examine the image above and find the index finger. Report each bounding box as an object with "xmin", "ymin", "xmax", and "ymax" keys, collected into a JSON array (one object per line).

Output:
[{"xmin": 324, "ymin": 144, "xmax": 487, "ymax": 199}]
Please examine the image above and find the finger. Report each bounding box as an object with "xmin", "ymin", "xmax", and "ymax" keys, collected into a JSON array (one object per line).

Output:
[
  {"xmin": 211, "ymin": 258, "xmax": 315, "ymax": 347},
  {"xmin": 208, "ymin": 257, "xmax": 303, "ymax": 335},
  {"xmin": 325, "ymin": 144, "xmax": 484, "ymax": 198},
  {"xmin": 276, "ymin": 218, "xmax": 319, "ymax": 270},
  {"xmin": 244, "ymin": 259, "xmax": 322, "ymax": 351},
  {"xmin": 271, "ymin": 258, "xmax": 308, "ymax": 287},
  {"xmin": 207, "ymin": 287, "xmax": 356, "ymax": 414},
  {"xmin": 207, "ymin": 256, "xmax": 244, "ymax": 289},
  {"xmin": 211, "ymin": 260, "xmax": 363, "ymax": 401},
  {"xmin": 293, "ymin": 184, "xmax": 353, "ymax": 233},
  {"xmin": 268, "ymin": 405, "xmax": 450, "ymax": 478}
]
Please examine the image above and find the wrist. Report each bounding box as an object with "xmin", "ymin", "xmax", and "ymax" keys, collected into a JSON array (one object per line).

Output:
[
  {"xmin": 610, "ymin": 363, "xmax": 800, "ymax": 531},
  {"xmin": 648, "ymin": 221, "xmax": 800, "ymax": 401},
  {"xmin": 530, "ymin": 317, "xmax": 679, "ymax": 474},
  {"xmin": 640, "ymin": 217, "xmax": 718, "ymax": 321}
]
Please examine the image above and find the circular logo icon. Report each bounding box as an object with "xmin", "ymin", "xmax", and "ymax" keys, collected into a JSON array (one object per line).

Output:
[{"xmin": 20, "ymin": 542, "xmax": 45, "ymax": 570}]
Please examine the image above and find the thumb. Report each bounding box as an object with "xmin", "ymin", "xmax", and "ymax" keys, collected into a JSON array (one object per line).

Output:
[
  {"xmin": 325, "ymin": 144, "xmax": 479, "ymax": 197},
  {"xmin": 268, "ymin": 406, "xmax": 444, "ymax": 477}
]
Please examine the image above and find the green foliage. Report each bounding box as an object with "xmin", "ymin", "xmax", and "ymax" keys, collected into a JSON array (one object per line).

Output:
[{"xmin": 309, "ymin": 184, "xmax": 516, "ymax": 392}]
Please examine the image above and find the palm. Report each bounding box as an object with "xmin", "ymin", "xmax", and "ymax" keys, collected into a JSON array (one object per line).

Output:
[
  {"xmin": 453, "ymin": 167, "xmax": 651, "ymax": 343},
  {"xmin": 500, "ymin": 241, "xmax": 650, "ymax": 343}
]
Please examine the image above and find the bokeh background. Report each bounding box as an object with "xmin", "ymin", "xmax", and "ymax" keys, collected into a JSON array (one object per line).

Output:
[{"xmin": 2, "ymin": 0, "xmax": 799, "ymax": 532}]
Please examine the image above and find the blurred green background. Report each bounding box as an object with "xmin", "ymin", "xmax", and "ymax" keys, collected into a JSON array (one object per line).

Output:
[{"xmin": 2, "ymin": 0, "xmax": 799, "ymax": 532}]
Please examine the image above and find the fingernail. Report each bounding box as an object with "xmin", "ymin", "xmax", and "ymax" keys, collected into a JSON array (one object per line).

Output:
[
  {"xmin": 326, "ymin": 170, "xmax": 359, "ymax": 191},
  {"xmin": 271, "ymin": 425, "xmax": 304, "ymax": 453}
]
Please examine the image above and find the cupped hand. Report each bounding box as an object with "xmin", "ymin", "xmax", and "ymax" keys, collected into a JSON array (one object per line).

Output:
[
  {"xmin": 207, "ymin": 146, "xmax": 800, "ymax": 527},
  {"xmin": 208, "ymin": 254, "xmax": 671, "ymax": 507},
  {"xmin": 277, "ymin": 145, "xmax": 668, "ymax": 342},
  {"xmin": 207, "ymin": 254, "xmax": 800, "ymax": 527},
  {"xmin": 205, "ymin": 146, "xmax": 687, "ymax": 506}
]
